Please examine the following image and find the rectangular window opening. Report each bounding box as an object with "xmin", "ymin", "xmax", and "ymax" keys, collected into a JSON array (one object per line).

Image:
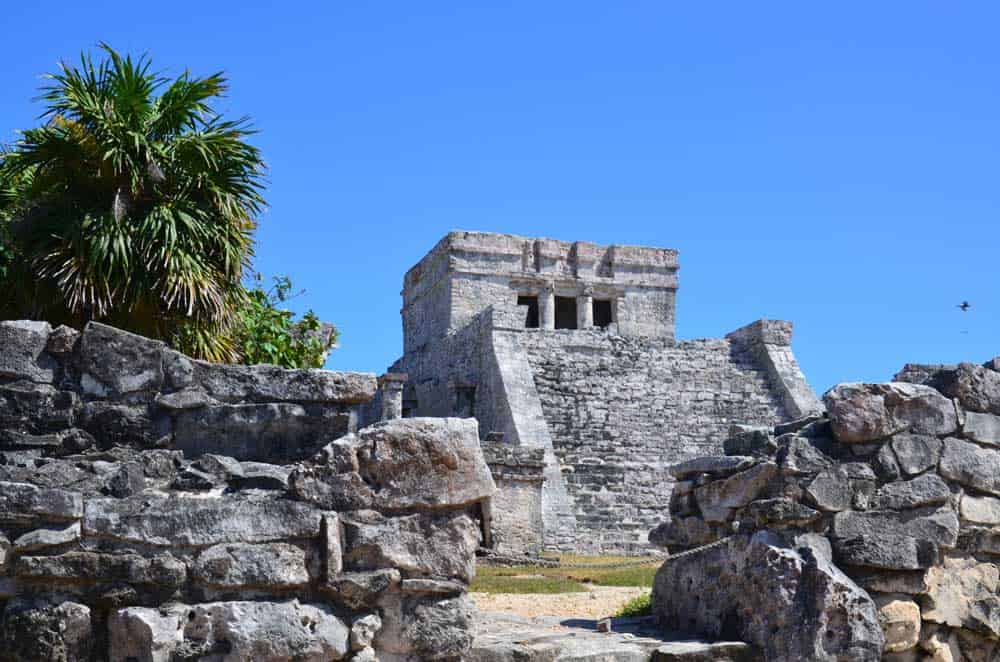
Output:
[
  {"xmin": 455, "ymin": 386, "xmax": 476, "ymax": 418},
  {"xmin": 593, "ymin": 299, "xmax": 613, "ymax": 328},
  {"xmin": 555, "ymin": 296, "xmax": 578, "ymax": 329},
  {"xmin": 517, "ymin": 295, "xmax": 540, "ymax": 328}
]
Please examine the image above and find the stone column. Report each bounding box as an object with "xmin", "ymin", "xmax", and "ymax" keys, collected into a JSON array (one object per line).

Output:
[
  {"xmin": 539, "ymin": 284, "xmax": 556, "ymax": 330},
  {"xmin": 378, "ymin": 373, "xmax": 407, "ymax": 420},
  {"xmin": 578, "ymin": 286, "xmax": 593, "ymax": 329}
]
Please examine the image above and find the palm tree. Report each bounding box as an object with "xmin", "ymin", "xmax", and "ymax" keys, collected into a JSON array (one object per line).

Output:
[{"xmin": 0, "ymin": 44, "xmax": 265, "ymax": 361}]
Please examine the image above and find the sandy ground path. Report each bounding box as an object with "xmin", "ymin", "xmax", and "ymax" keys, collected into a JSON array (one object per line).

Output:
[{"xmin": 470, "ymin": 585, "xmax": 647, "ymax": 620}]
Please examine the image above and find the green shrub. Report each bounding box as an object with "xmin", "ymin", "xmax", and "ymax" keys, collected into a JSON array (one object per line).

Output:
[
  {"xmin": 615, "ymin": 591, "xmax": 652, "ymax": 617},
  {"xmin": 234, "ymin": 274, "xmax": 338, "ymax": 369}
]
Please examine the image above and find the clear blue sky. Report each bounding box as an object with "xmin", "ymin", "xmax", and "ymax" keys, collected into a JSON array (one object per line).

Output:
[{"xmin": 3, "ymin": 2, "xmax": 998, "ymax": 393}]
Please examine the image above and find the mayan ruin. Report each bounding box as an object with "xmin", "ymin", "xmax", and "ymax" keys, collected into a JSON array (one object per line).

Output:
[
  {"xmin": 391, "ymin": 231, "xmax": 820, "ymax": 554},
  {"xmin": 1, "ymin": 227, "xmax": 996, "ymax": 660},
  {"xmin": 2, "ymin": 13, "xmax": 996, "ymax": 660}
]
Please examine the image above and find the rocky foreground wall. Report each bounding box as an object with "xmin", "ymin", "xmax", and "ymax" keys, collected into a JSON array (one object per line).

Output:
[
  {"xmin": 0, "ymin": 320, "xmax": 495, "ymax": 661},
  {"xmin": 651, "ymin": 358, "xmax": 1000, "ymax": 661}
]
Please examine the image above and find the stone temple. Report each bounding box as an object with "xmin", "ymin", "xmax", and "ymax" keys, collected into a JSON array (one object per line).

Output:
[{"xmin": 390, "ymin": 231, "xmax": 821, "ymax": 554}]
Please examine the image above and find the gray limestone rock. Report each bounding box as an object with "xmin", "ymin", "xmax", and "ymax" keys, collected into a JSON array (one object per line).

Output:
[
  {"xmin": 233, "ymin": 461, "xmax": 291, "ymax": 490},
  {"xmin": 0, "ymin": 320, "xmax": 56, "ymax": 383},
  {"xmin": 939, "ymin": 437, "xmax": 1000, "ymax": 496},
  {"xmin": 81, "ymin": 402, "xmax": 157, "ymax": 449},
  {"xmin": 874, "ymin": 443, "xmax": 902, "ymax": 481},
  {"xmin": 289, "ymin": 466, "xmax": 374, "ymax": 511},
  {"xmin": 804, "ymin": 467, "xmax": 853, "ymax": 512},
  {"xmin": 0, "ymin": 534, "xmax": 9, "ymax": 572},
  {"xmin": 648, "ymin": 516, "xmax": 715, "ymax": 549},
  {"xmin": 139, "ymin": 449, "xmax": 183, "ymax": 478},
  {"xmin": 774, "ymin": 414, "xmax": 826, "ymax": 437},
  {"xmin": 16, "ymin": 551, "xmax": 186, "ymax": 588},
  {"xmin": 111, "ymin": 600, "xmax": 351, "ymax": 661},
  {"xmin": 350, "ymin": 613, "xmax": 382, "ymax": 651},
  {"xmin": 723, "ymin": 429, "xmax": 775, "ymax": 458},
  {"xmin": 651, "ymin": 641, "xmax": 761, "ymax": 661},
  {"xmin": 45, "ymin": 324, "xmax": 79, "ymax": 356},
  {"xmin": 884, "ymin": 382, "xmax": 959, "ymax": 437},
  {"xmin": 776, "ymin": 435, "xmax": 835, "ymax": 475},
  {"xmin": 1, "ymin": 598, "xmax": 91, "ymax": 662},
  {"xmin": 825, "ymin": 382, "xmax": 957, "ymax": 443},
  {"xmin": 13, "ymin": 522, "xmax": 81, "ymax": 552},
  {"xmin": 323, "ymin": 513, "xmax": 343, "ymax": 580},
  {"xmin": 832, "ymin": 506, "xmax": 959, "ymax": 549},
  {"xmin": 853, "ymin": 570, "xmax": 929, "ymax": 595},
  {"xmin": 192, "ymin": 360, "xmax": 376, "ymax": 404},
  {"xmin": 108, "ymin": 606, "xmax": 183, "ymax": 662},
  {"xmin": 693, "ymin": 461, "xmax": 777, "ymax": 522},
  {"xmin": 0, "ymin": 481, "xmax": 83, "ymax": 523},
  {"xmin": 0, "ymin": 382, "xmax": 78, "ymax": 434},
  {"xmin": 0, "ymin": 428, "xmax": 94, "ymax": 456},
  {"xmin": 871, "ymin": 473, "xmax": 952, "ymax": 511},
  {"xmin": 891, "ymin": 433, "xmax": 943, "ymax": 476},
  {"xmin": 824, "ymin": 383, "xmax": 899, "ymax": 443},
  {"xmin": 931, "ymin": 362, "xmax": 1000, "ymax": 415},
  {"xmin": 83, "ymin": 495, "xmax": 321, "ymax": 546},
  {"xmin": 739, "ymin": 497, "xmax": 821, "ymax": 530},
  {"xmin": 161, "ymin": 349, "xmax": 195, "ymax": 390},
  {"xmin": 670, "ymin": 455, "xmax": 758, "ymax": 480},
  {"xmin": 323, "ymin": 569, "xmax": 401, "ymax": 610},
  {"xmin": 353, "ymin": 417, "xmax": 495, "ymax": 511},
  {"xmin": 400, "ymin": 578, "xmax": 466, "ymax": 596},
  {"xmin": 963, "ymin": 411, "xmax": 1000, "ymax": 446},
  {"xmin": 834, "ymin": 534, "xmax": 938, "ymax": 570},
  {"xmin": 170, "ymin": 465, "xmax": 218, "ymax": 491},
  {"xmin": 153, "ymin": 388, "xmax": 218, "ymax": 411},
  {"xmin": 77, "ymin": 322, "xmax": 165, "ymax": 396},
  {"xmin": 343, "ymin": 511, "xmax": 480, "ymax": 582},
  {"xmin": 651, "ymin": 531, "xmax": 884, "ymax": 661},
  {"xmin": 350, "ymin": 647, "xmax": 377, "ymax": 662},
  {"xmin": 376, "ymin": 594, "xmax": 474, "ymax": 661},
  {"xmin": 193, "ymin": 453, "xmax": 244, "ymax": 479},
  {"xmin": 105, "ymin": 461, "xmax": 145, "ymax": 497},
  {"xmin": 193, "ymin": 542, "xmax": 309, "ymax": 589},
  {"xmin": 172, "ymin": 402, "xmax": 348, "ymax": 462}
]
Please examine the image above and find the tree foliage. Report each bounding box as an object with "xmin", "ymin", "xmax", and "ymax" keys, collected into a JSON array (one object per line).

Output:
[
  {"xmin": 235, "ymin": 274, "xmax": 339, "ymax": 369},
  {"xmin": 0, "ymin": 44, "xmax": 265, "ymax": 361}
]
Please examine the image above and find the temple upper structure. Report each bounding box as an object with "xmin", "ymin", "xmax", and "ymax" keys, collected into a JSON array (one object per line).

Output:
[{"xmin": 402, "ymin": 232, "xmax": 679, "ymax": 354}]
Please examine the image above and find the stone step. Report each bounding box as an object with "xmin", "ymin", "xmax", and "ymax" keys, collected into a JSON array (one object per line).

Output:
[{"xmin": 472, "ymin": 611, "xmax": 759, "ymax": 661}]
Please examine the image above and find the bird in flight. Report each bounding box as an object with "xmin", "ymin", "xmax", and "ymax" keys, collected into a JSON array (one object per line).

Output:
[{"xmin": 958, "ymin": 301, "xmax": 971, "ymax": 312}]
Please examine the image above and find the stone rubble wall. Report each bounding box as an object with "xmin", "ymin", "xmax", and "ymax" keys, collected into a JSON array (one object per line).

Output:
[
  {"xmin": 0, "ymin": 320, "xmax": 495, "ymax": 662},
  {"xmin": 520, "ymin": 327, "xmax": 797, "ymax": 554},
  {"xmin": 650, "ymin": 356, "xmax": 1000, "ymax": 661}
]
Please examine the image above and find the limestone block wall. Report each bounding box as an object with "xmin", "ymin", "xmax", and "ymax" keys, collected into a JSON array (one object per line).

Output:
[
  {"xmin": 481, "ymin": 443, "xmax": 545, "ymax": 556},
  {"xmin": 0, "ymin": 320, "xmax": 495, "ymax": 662},
  {"xmin": 400, "ymin": 231, "xmax": 681, "ymax": 351},
  {"xmin": 520, "ymin": 329, "xmax": 794, "ymax": 553},
  {"xmin": 651, "ymin": 358, "xmax": 1000, "ymax": 661}
]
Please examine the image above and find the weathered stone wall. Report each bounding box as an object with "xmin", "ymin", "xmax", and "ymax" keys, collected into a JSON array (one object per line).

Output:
[
  {"xmin": 520, "ymin": 329, "xmax": 795, "ymax": 554},
  {"xmin": 400, "ymin": 231, "xmax": 680, "ymax": 350},
  {"xmin": 651, "ymin": 357, "xmax": 1000, "ymax": 661},
  {"xmin": 481, "ymin": 443, "xmax": 545, "ymax": 556},
  {"xmin": 0, "ymin": 320, "xmax": 495, "ymax": 662}
]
